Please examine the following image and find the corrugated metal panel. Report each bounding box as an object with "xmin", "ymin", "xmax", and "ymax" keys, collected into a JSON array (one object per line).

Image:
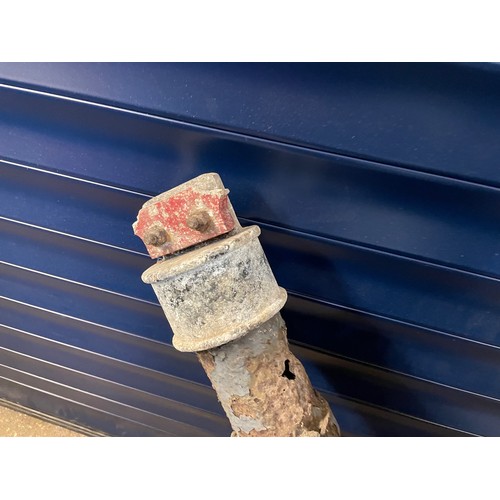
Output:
[{"xmin": 1, "ymin": 63, "xmax": 499, "ymax": 436}]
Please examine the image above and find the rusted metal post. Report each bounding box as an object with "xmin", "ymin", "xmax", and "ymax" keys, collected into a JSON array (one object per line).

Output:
[{"xmin": 133, "ymin": 173, "xmax": 340, "ymax": 437}]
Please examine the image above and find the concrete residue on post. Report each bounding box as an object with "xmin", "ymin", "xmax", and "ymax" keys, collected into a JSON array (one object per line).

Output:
[{"xmin": 133, "ymin": 172, "xmax": 341, "ymax": 437}]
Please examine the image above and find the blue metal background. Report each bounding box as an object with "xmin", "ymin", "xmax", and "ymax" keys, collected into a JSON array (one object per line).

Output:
[{"xmin": 1, "ymin": 63, "xmax": 499, "ymax": 436}]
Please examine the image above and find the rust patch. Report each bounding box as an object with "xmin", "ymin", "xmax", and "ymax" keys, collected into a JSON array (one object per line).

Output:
[
  {"xmin": 197, "ymin": 350, "xmax": 216, "ymax": 376},
  {"xmin": 201, "ymin": 314, "xmax": 340, "ymax": 437}
]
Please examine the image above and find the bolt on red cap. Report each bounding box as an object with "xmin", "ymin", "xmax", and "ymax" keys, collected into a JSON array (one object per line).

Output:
[{"xmin": 133, "ymin": 173, "xmax": 241, "ymax": 259}]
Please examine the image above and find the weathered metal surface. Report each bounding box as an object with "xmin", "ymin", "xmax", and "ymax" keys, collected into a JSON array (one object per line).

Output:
[
  {"xmin": 142, "ymin": 225, "xmax": 287, "ymax": 352},
  {"xmin": 197, "ymin": 314, "xmax": 340, "ymax": 437},
  {"xmin": 133, "ymin": 173, "xmax": 239, "ymax": 259},
  {"xmin": 138, "ymin": 172, "xmax": 341, "ymax": 436}
]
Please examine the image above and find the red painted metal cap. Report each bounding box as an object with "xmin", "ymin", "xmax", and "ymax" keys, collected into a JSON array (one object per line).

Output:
[{"xmin": 133, "ymin": 173, "xmax": 240, "ymax": 259}]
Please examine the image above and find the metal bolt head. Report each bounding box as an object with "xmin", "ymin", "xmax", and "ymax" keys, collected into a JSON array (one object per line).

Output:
[
  {"xmin": 144, "ymin": 227, "xmax": 169, "ymax": 247},
  {"xmin": 187, "ymin": 211, "xmax": 212, "ymax": 233}
]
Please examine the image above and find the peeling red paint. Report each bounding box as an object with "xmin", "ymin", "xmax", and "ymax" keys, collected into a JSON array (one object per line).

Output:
[{"xmin": 134, "ymin": 186, "xmax": 236, "ymax": 258}]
